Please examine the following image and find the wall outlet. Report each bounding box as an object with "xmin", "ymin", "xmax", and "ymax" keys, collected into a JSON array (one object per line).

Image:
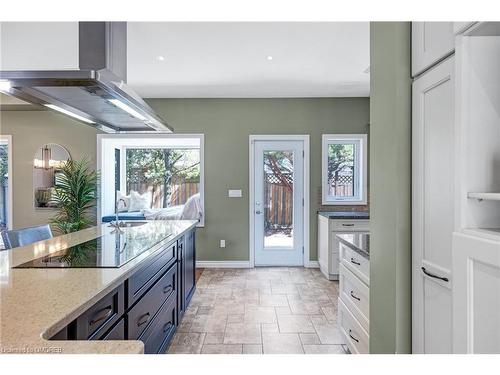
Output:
[{"xmin": 219, "ymin": 240, "xmax": 226, "ymax": 248}]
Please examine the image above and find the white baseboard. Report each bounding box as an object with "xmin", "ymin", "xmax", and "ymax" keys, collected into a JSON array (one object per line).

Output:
[
  {"xmin": 196, "ymin": 260, "xmax": 319, "ymax": 269},
  {"xmin": 306, "ymin": 261, "xmax": 320, "ymax": 268},
  {"xmin": 196, "ymin": 261, "xmax": 252, "ymax": 269}
]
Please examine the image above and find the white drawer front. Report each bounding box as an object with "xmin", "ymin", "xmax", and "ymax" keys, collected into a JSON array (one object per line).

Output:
[
  {"xmin": 331, "ymin": 219, "xmax": 370, "ymax": 232},
  {"xmin": 340, "ymin": 243, "xmax": 370, "ymax": 286},
  {"xmin": 338, "ymin": 298, "xmax": 369, "ymax": 354},
  {"xmin": 339, "ymin": 263, "xmax": 369, "ymax": 331}
]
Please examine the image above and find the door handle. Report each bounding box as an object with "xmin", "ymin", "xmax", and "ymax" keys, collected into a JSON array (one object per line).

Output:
[
  {"xmin": 421, "ymin": 267, "xmax": 449, "ymax": 282},
  {"xmin": 89, "ymin": 305, "xmax": 113, "ymax": 326},
  {"xmin": 350, "ymin": 258, "xmax": 361, "ymax": 266},
  {"xmin": 350, "ymin": 290, "xmax": 361, "ymax": 301},
  {"xmin": 163, "ymin": 285, "xmax": 173, "ymax": 295},
  {"xmin": 348, "ymin": 329, "xmax": 359, "ymax": 343},
  {"xmin": 137, "ymin": 312, "xmax": 151, "ymax": 327},
  {"xmin": 255, "ymin": 210, "xmax": 262, "ymax": 215}
]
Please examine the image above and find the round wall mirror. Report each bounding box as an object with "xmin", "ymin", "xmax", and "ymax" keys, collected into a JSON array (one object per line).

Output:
[{"xmin": 33, "ymin": 144, "xmax": 71, "ymax": 209}]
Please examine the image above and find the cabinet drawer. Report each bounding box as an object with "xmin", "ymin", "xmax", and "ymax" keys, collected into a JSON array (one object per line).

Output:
[
  {"xmin": 331, "ymin": 220, "xmax": 370, "ymax": 232},
  {"xmin": 339, "ymin": 263, "xmax": 369, "ymax": 331},
  {"xmin": 140, "ymin": 295, "xmax": 177, "ymax": 354},
  {"xmin": 340, "ymin": 243, "xmax": 369, "ymax": 286},
  {"xmin": 76, "ymin": 285, "xmax": 124, "ymax": 340},
  {"xmin": 127, "ymin": 241, "xmax": 177, "ymax": 307},
  {"xmin": 100, "ymin": 318, "xmax": 125, "ymax": 340},
  {"xmin": 128, "ymin": 264, "xmax": 177, "ymax": 340},
  {"xmin": 338, "ymin": 298, "xmax": 369, "ymax": 354}
]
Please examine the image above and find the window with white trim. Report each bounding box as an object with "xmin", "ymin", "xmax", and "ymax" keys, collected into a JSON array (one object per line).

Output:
[
  {"xmin": 321, "ymin": 134, "xmax": 367, "ymax": 205},
  {"xmin": 98, "ymin": 134, "xmax": 205, "ymax": 226}
]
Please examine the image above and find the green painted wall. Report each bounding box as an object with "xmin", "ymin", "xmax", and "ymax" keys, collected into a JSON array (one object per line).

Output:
[
  {"xmin": 369, "ymin": 22, "xmax": 412, "ymax": 353},
  {"xmin": 148, "ymin": 98, "xmax": 369, "ymax": 262},
  {"xmin": 0, "ymin": 110, "xmax": 100, "ymax": 229}
]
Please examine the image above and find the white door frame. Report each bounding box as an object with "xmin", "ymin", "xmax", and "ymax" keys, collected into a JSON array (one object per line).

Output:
[
  {"xmin": 0, "ymin": 135, "xmax": 13, "ymax": 230},
  {"xmin": 249, "ymin": 135, "xmax": 310, "ymax": 267}
]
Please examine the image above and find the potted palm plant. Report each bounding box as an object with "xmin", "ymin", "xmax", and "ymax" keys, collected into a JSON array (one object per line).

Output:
[{"xmin": 50, "ymin": 158, "xmax": 98, "ymax": 234}]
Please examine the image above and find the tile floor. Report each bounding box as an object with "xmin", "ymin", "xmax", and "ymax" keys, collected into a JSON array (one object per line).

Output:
[{"xmin": 167, "ymin": 267, "xmax": 347, "ymax": 354}]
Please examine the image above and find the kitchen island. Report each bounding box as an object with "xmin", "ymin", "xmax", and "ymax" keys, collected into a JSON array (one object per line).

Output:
[
  {"xmin": 336, "ymin": 232, "xmax": 370, "ymax": 354},
  {"xmin": 0, "ymin": 220, "xmax": 197, "ymax": 354}
]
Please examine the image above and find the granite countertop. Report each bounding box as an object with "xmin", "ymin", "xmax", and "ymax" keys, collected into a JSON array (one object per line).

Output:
[
  {"xmin": 0, "ymin": 220, "xmax": 197, "ymax": 354},
  {"xmin": 318, "ymin": 211, "xmax": 370, "ymax": 220},
  {"xmin": 336, "ymin": 233, "xmax": 370, "ymax": 259}
]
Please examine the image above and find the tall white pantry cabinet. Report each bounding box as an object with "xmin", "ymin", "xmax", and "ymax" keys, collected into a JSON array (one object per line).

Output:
[{"xmin": 412, "ymin": 22, "xmax": 500, "ymax": 354}]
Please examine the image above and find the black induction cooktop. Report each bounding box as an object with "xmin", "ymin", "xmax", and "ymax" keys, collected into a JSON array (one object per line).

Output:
[{"xmin": 14, "ymin": 230, "xmax": 172, "ymax": 269}]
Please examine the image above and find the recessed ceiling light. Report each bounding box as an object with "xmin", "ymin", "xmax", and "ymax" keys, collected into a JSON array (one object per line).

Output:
[
  {"xmin": 266, "ymin": 55, "xmax": 273, "ymax": 61},
  {"xmin": 157, "ymin": 55, "xmax": 165, "ymax": 61}
]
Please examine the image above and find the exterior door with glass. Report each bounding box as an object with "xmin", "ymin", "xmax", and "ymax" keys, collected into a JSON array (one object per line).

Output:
[{"xmin": 253, "ymin": 140, "xmax": 304, "ymax": 266}]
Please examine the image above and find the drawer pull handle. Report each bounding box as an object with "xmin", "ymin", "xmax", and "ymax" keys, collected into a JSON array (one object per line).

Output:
[
  {"xmin": 350, "ymin": 291, "xmax": 361, "ymax": 301},
  {"xmin": 163, "ymin": 285, "xmax": 173, "ymax": 294},
  {"xmin": 350, "ymin": 258, "xmax": 361, "ymax": 266},
  {"xmin": 342, "ymin": 224, "xmax": 355, "ymax": 227},
  {"xmin": 89, "ymin": 305, "xmax": 113, "ymax": 326},
  {"xmin": 421, "ymin": 267, "xmax": 449, "ymax": 282},
  {"xmin": 163, "ymin": 322, "xmax": 173, "ymax": 333},
  {"xmin": 349, "ymin": 329, "xmax": 359, "ymax": 343},
  {"xmin": 137, "ymin": 312, "xmax": 151, "ymax": 327}
]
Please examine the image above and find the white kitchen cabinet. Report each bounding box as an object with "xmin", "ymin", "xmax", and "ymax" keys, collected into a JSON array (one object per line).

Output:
[
  {"xmin": 412, "ymin": 22, "xmax": 454, "ymax": 77},
  {"xmin": 453, "ymin": 233, "xmax": 500, "ymax": 353},
  {"xmin": 453, "ymin": 22, "xmax": 476, "ymax": 35},
  {"xmin": 338, "ymin": 299, "xmax": 369, "ymax": 354},
  {"xmin": 451, "ymin": 27, "xmax": 500, "ymax": 353},
  {"xmin": 412, "ymin": 56, "xmax": 455, "ymax": 353},
  {"xmin": 337, "ymin": 234, "xmax": 370, "ymax": 354},
  {"xmin": 339, "ymin": 263, "xmax": 369, "ymax": 332},
  {"xmin": 0, "ymin": 22, "xmax": 79, "ymax": 70},
  {"xmin": 317, "ymin": 214, "xmax": 369, "ymax": 280}
]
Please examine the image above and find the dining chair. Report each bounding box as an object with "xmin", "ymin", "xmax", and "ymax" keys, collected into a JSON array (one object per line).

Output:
[{"xmin": 1, "ymin": 224, "xmax": 53, "ymax": 250}]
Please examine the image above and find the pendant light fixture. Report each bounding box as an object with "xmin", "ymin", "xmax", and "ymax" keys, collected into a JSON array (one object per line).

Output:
[{"xmin": 41, "ymin": 145, "xmax": 52, "ymax": 170}]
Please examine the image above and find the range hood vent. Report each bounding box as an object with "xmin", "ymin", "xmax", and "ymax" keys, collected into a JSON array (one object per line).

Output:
[{"xmin": 0, "ymin": 22, "xmax": 172, "ymax": 133}]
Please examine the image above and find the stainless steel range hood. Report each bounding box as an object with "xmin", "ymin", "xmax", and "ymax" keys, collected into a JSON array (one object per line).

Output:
[{"xmin": 0, "ymin": 22, "xmax": 172, "ymax": 133}]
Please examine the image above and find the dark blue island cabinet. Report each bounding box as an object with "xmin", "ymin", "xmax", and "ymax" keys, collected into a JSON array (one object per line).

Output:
[{"xmin": 50, "ymin": 227, "xmax": 196, "ymax": 354}]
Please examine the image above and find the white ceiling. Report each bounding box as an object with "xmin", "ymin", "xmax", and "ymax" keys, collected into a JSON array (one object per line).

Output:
[{"xmin": 127, "ymin": 22, "xmax": 370, "ymax": 98}]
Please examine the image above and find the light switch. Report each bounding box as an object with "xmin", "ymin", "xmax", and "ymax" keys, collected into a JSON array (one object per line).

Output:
[
  {"xmin": 220, "ymin": 240, "xmax": 226, "ymax": 248},
  {"xmin": 228, "ymin": 189, "xmax": 242, "ymax": 198}
]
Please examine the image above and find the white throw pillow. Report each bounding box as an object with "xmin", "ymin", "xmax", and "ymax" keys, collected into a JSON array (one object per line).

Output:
[
  {"xmin": 181, "ymin": 193, "xmax": 202, "ymax": 220},
  {"xmin": 116, "ymin": 191, "xmax": 130, "ymax": 212},
  {"xmin": 128, "ymin": 190, "xmax": 152, "ymax": 212}
]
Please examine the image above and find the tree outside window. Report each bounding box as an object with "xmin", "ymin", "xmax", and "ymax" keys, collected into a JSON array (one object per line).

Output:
[{"xmin": 126, "ymin": 148, "xmax": 200, "ymax": 208}]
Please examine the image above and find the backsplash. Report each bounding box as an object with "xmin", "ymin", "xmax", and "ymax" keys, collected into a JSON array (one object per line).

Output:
[{"xmin": 315, "ymin": 186, "xmax": 370, "ymax": 213}]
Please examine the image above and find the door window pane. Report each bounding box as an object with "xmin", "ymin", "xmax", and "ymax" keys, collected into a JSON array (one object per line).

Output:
[{"xmin": 263, "ymin": 151, "xmax": 294, "ymax": 248}]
